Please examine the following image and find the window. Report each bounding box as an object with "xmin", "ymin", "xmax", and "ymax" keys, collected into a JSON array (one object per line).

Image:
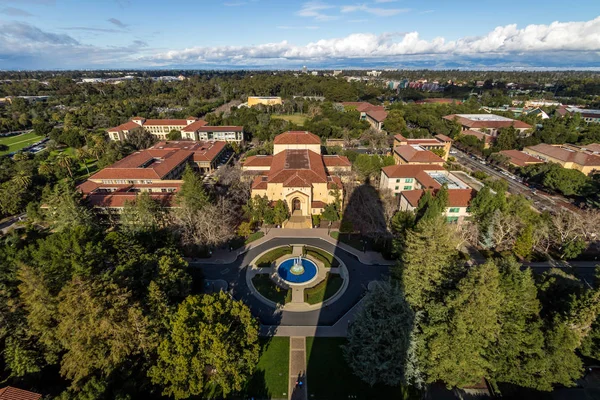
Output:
[
  {"xmin": 446, "ymin": 216, "xmax": 459, "ymax": 224},
  {"xmin": 405, "ymin": 178, "xmax": 414, "ymax": 183},
  {"xmin": 394, "ymin": 193, "xmax": 399, "ymax": 197},
  {"xmin": 395, "ymin": 186, "xmax": 399, "ymax": 190},
  {"xmin": 396, "ymin": 179, "xmax": 401, "ymax": 183},
  {"xmin": 403, "ymin": 186, "xmax": 412, "ymax": 190},
  {"xmin": 449, "ymin": 207, "xmax": 460, "ymax": 213}
]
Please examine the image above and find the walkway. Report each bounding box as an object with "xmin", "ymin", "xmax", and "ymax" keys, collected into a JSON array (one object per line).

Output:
[
  {"xmin": 289, "ymin": 337, "xmax": 307, "ymax": 400},
  {"xmin": 191, "ymin": 228, "xmax": 394, "ymax": 266}
]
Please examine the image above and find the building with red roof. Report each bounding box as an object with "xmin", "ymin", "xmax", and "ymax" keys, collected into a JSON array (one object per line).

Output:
[
  {"xmin": 499, "ymin": 150, "xmax": 544, "ymax": 167},
  {"xmin": 77, "ymin": 140, "xmax": 227, "ymax": 211},
  {"xmin": 443, "ymin": 114, "xmax": 532, "ymax": 136},
  {"xmin": 242, "ymin": 131, "xmax": 350, "ymax": 220},
  {"xmin": 341, "ymin": 102, "xmax": 388, "ymax": 130},
  {"xmin": 394, "ymin": 145, "xmax": 445, "ymax": 165},
  {"xmin": 394, "ymin": 134, "xmax": 453, "ymax": 160},
  {"xmin": 107, "ymin": 117, "xmax": 243, "ymax": 143},
  {"xmin": 0, "ymin": 386, "xmax": 42, "ymax": 400},
  {"xmin": 399, "ymin": 188, "xmax": 477, "ymax": 224}
]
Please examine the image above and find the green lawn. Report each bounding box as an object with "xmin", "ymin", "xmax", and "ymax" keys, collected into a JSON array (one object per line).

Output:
[
  {"xmin": 306, "ymin": 338, "xmax": 415, "ymax": 400},
  {"xmin": 271, "ymin": 113, "xmax": 308, "ymax": 126},
  {"xmin": 255, "ymin": 246, "xmax": 293, "ymax": 268},
  {"xmin": 304, "ymin": 246, "xmax": 339, "ymax": 268},
  {"xmin": 304, "ymin": 273, "xmax": 344, "ymax": 305},
  {"xmin": 245, "ymin": 230, "xmax": 265, "ymax": 244},
  {"xmin": 252, "ymin": 274, "xmax": 292, "ymax": 304},
  {"xmin": 0, "ymin": 132, "xmax": 44, "ymax": 155},
  {"xmin": 242, "ymin": 337, "xmax": 290, "ymax": 399}
]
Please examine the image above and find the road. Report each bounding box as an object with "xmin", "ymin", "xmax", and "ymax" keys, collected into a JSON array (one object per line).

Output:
[
  {"xmin": 452, "ymin": 149, "xmax": 575, "ymax": 213},
  {"xmin": 193, "ymin": 237, "xmax": 388, "ymax": 327}
]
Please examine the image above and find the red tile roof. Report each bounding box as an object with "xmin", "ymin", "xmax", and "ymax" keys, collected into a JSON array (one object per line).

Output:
[
  {"xmin": 328, "ymin": 175, "xmax": 343, "ymax": 189},
  {"xmin": 525, "ymin": 144, "xmax": 600, "ymax": 167},
  {"xmin": 322, "ymin": 155, "xmax": 351, "ymax": 167},
  {"xmin": 381, "ymin": 164, "xmax": 445, "ymax": 178},
  {"xmin": 86, "ymin": 192, "xmax": 176, "ymax": 208},
  {"xmin": 268, "ymin": 150, "xmax": 327, "ymax": 184},
  {"xmin": 107, "ymin": 121, "xmax": 140, "ymax": 132},
  {"xmin": 402, "ymin": 188, "xmax": 475, "ymax": 208},
  {"xmin": 435, "ymin": 134, "xmax": 453, "ymax": 142},
  {"xmin": 251, "ymin": 175, "xmax": 268, "ymax": 190},
  {"xmin": 283, "ymin": 173, "xmax": 312, "ymax": 187},
  {"xmin": 311, "ymin": 200, "xmax": 327, "ymax": 208},
  {"xmin": 394, "ymin": 145, "xmax": 445, "ymax": 164},
  {"xmin": 273, "ymin": 131, "xmax": 321, "ymax": 145},
  {"xmin": 180, "ymin": 119, "xmax": 208, "ymax": 132},
  {"xmin": 0, "ymin": 387, "xmax": 41, "ymax": 400},
  {"xmin": 499, "ymin": 150, "xmax": 543, "ymax": 167},
  {"xmin": 89, "ymin": 149, "xmax": 192, "ymax": 180},
  {"xmin": 366, "ymin": 109, "xmax": 388, "ymax": 122},
  {"xmin": 244, "ymin": 155, "xmax": 274, "ymax": 167},
  {"xmin": 151, "ymin": 140, "xmax": 225, "ymax": 163},
  {"xmin": 444, "ymin": 114, "xmax": 532, "ymax": 129}
]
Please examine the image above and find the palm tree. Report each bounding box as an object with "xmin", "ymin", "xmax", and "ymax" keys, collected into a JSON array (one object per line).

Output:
[
  {"xmin": 76, "ymin": 148, "xmax": 90, "ymax": 175},
  {"xmin": 11, "ymin": 171, "xmax": 31, "ymax": 188},
  {"xmin": 89, "ymin": 136, "xmax": 106, "ymax": 161},
  {"xmin": 38, "ymin": 161, "xmax": 53, "ymax": 176},
  {"xmin": 55, "ymin": 152, "xmax": 74, "ymax": 178},
  {"xmin": 12, "ymin": 152, "xmax": 29, "ymax": 162}
]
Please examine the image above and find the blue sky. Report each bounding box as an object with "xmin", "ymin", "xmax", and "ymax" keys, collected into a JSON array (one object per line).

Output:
[{"xmin": 0, "ymin": 0, "xmax": 599, "ymax": 69}]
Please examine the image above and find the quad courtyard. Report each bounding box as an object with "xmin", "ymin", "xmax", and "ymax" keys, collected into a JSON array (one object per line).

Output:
[{"xmin": 191, "ymin": 230, "xmax": 403, "ymax": 400}]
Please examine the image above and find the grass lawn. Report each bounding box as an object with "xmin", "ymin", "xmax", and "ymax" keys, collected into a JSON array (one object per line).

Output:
[
  {"xmin": 242, "ymin": 337, "xmax": 290, "ymax": 399},
  {"xmin": 255, "ymin": 246, "xmax": 293, "ymax": 268},
  {"xmin": 304, "ymin": 246, "xmax": 339, "ymax": 268},
  {"xmin": 0, "ymin": 132, "xmax": 44, "ymax": 155},
  {"xmin": 271, "ymin": 113, "xmax": 308, "ymax": 126},
  {"xmin": 304, "ymin": 273, "xmax": 344, "ymax": 305},
  {"xmin": 306, "ymin": 337, "xmax": 416, "ymax": 400},
  {"xmin": 245, "ymin": 230, "xmax": 265, "ymax": 244},
  {"xmin": 252, "ymin": 274, "xmax": 292, "ymax": 304}
]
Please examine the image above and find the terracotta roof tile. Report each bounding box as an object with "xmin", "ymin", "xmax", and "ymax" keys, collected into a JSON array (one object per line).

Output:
[
  {"xmin": 444, "ymin": 114, "xmax": 532, "ymax": 129},
  {"xmin": 366, "ymin": 109, "xmax": 388, "ymax": 122},
  {"xmin": 461, "ymin": 129, "xmax": 495, "ymax": 143},
  {"xmin": 381, "ymin": 164, "xmax": 444, "ymax": 178},
  {"xmin": 243, "ymin": 155, "xmax": 274, "ymax": 167},
  {"xmin": 273, "ymin": 131, "xmax": 321, "ymax": 145},
  {"xmin": 311, "ymin": 201, "xmax": 327, "ymax": 208},
  {"xmin": 499, "ymin": 150, "xmax": 543, "ymax": 167},
  {"xmin": 86, "ymin": 192, "xmax": 176, "ymax": 208},
  {"xmin": 435, "ymin": 134, "xmax": 453, "ymax": 142},
  {"xmin": 402, "ymin": 188, "xmax": 475, "ymax": 208},
  {"xmin": 322, "ymin": 155, "xmax": 351, "ymax": 167},
  {"xmin": 180, "ymin": 119, "xmax": 208, "ymax": 132},
  {"xmin": 0, "ymin": 387, "xmax": 42, "ymax": 400},
  {"xmin": 394, "ymin": 145, "xmax": 445, "ymax": 164},
  {"xmin": 107, "ymin": 121, "xmax": 140, "ymax": 132},
  {"xmin": 525, "ymin": 143, "xmax": 600, "ymax": 167}
]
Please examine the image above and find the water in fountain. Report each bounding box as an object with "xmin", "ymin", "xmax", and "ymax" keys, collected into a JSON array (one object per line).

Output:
[{"xmin": 290, "ymin": 256, "xmax": 305, "ymax": 275}]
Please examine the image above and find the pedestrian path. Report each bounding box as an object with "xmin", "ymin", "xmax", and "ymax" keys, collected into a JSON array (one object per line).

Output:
[
  {"xmin": 189, "ymin": 228, "xmax": 394, "ymax": 266},
  {"xmin": 289, "ymin": 337, "xmax": 307, "ymax": 400}
]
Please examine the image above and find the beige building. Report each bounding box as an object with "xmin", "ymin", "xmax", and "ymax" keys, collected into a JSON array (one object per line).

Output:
[
  {"xmin": 394, "ymin": 134, "xmax": 453, "ymax": 160},
  {"xmin": 443, "ymin": 114, "xmax": 532, "ymax": 136},
  {"xmin": 247, "ymin": 96, "xmax": 283, "ymax": 107},
  {"xmin": 399, "ymin": 188, "xmax": 475, "ymax": 224},
  {"xmin": 393, "ymin": 145, "xmax": 445, "ymax": 165},
  {"xmin": 523, "ymin": 143, "xmax": 600, "ymax": 175},
  {"xmin": 107, "ymin": 117, "xmax": 244, "ymax": 143},
  {"xmin": 242, "ymin": 131, "xmax": 351, "ymax": 224}
]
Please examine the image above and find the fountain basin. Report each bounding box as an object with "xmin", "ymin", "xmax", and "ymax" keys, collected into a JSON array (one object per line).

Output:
[{"xmin": 277, "ymin": 257, "xmax": 318, "ymax": 284}]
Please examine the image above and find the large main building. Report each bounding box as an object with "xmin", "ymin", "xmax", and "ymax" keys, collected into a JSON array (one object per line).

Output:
[
  {"xmin": 107, "ymin": 117, "xmax": 244, "ymax": 143},
  {"xmin": 242, "ymin": 131, "xmax": 351, "ymax": 221}
]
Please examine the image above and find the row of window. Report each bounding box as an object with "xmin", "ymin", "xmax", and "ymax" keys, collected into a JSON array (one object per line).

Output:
[
  {"xmin": 395, "ymin": 186, "xmax": 412, "ymax": 190},
  {"xmin": 395, "ymin": 178, "xmax": 414, "ymax": 183}
]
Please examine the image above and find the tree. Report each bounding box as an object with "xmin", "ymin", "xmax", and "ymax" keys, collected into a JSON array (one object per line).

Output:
[
  {"xmin": 176, "ymin": 165, "xmax": 209, "ymax": 212},
  {"xmin": 542, "ymin": 166, "xmax": 590, "ymax": 196},
  {"xmin": 396, "ymin": 215, "xmax": 460, "ymax": 309},
  {"xmin": 125, "ymin": 127, "xmax": 156, "ymax": 150},
  {"xmin": 272, "ymin": 199, "xmax": 289, "ymax": 225},
  {"xmin": 57, "ymin": 276, "xmax": 154, "ymax": 386},
  {"xmin": 148, "ymin": 292, "xmax": 259, "ymax": 399},
  {"xmin": 513, "ymin": 223, "xmax": 534, "ymax": 259},
  {"xmin": 237, "ymin": 221, "xmax": 253, "ymax": 237},
  {"xmin": 423, "ymin": 261, "xmax": 502, "ymax": 388},
  {"xmin": 167, "ymin": 129, "xmax": 181, "ymax": 140},
  {"xmin": 54, "ymin": 152, "xmax": 74, "ymax": 178},
  {"xmin": 344, "ymin": 281, "xmax": 418, "ymax": 387},
  {"xmin": 120, "ymin": 192, "xmax": 165, "ymax": 233},
  {"xmin": 42, "ymin": 181, "xmax": 95, "ymax": 231},
  {"xmin": 243, "ymin": 195, "xmax": 270, "ymax": 225},
  {"xmin": 382, "ymin": 110, "xmax": 406, "ymax": 133}
]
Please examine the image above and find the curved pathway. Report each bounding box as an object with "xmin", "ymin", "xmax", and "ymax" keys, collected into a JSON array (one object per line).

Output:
[{"xmin": 191, "ymin": 237, "xmax": 390, "ymax": 328}]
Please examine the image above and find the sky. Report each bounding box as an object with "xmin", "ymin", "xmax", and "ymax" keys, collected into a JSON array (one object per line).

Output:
[{"xmin": 0, "ymin": 0, "xmax": 599, "ymax": 70}]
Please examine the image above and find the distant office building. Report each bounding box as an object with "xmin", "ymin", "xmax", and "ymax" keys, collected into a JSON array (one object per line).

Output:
[
  {"xmin": 556, "ymin": 106, "xmax": 600, "ymax": 123},
  {"xmin": 366, "ymin": 70, "xmax": 382, "ymax": 77},
  {"xmin": 443, "ymin": 114, "xmax": 532, "ymax": 136},
  {"xmin": 341, "ymin": 102, "xmax": 387, "ymax": 130},
  {"xmin": 523, "ymin": 143, "xmax": 600, "ymax": 175},
  {"xmin": 332, "ymin": 70, "xmax": 343, "ymax": 76},
  {"xmin": 394, "ymin": 134, "xmax": 453, "ymax": 160}
]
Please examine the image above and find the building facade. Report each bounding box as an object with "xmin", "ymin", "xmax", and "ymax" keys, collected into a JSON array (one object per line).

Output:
[
  {"xmin": 443, "ymin": 114, "xmax": 532, "ymax": 136},
  {"xmin": 394, "ymin": 134, "xmax": 453, "ymax": 160},
  {"xmin": 242, "ymin": 131, "xmax": 350, "ymax": 219},
  {"xmin": 107, "ymin": 117, "xmax": 244, "ymax": 143},
  {"xmin": 523, "ymin": 143, "xmax": 600, "ymax": 175}
]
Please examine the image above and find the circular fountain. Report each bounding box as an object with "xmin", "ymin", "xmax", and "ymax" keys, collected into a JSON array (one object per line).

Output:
[{"xmin": 277, "ymin": 256, "xmax": 318, "ymax": 285}]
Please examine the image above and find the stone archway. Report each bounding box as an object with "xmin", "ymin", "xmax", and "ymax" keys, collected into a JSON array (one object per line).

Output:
[{"xmin": 292, "ymin": 197, "xmax": 301, "ymax": 214}]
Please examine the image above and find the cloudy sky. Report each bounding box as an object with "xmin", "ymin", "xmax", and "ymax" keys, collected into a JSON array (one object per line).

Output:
[{"xmin": 0, "ymin": 0, "xmax": 599, "ymax": 69}]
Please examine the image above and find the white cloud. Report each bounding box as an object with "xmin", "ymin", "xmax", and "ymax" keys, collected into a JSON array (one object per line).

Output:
[
  {"xmin": 297, "ymin": 2, "xmax": 339, "ymax": 21},
  {"xmin": 1, "ymin": 7, "xmax": 34, "ymax": 17},
  {"xmin": 145, "ymin": 16, "xmax": 600, "ymax": 65},
  {"xmin": 341, "ymin": 4, "xmax": 409, "ymax": 16},
  {"xmin": 107, "ymin": 18, "xmax": 127, "ymax": 29}
]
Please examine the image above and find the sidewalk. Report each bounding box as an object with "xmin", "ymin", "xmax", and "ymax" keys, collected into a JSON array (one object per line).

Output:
[{"xmin": 188, "ymin": 228, "xmax": 395, "ymax": 266}]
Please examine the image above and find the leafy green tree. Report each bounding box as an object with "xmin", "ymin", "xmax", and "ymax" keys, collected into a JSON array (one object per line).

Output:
[
  {"xmin": 344, "ymin": 281, "xmax": 418, "ymax": 387},
  {"xmin": 243, "ymin": 195, "xmax": 270, "ymax": 225},
  {"xmin": 149, "ymin": 292, "xmax": 259, "ymax": 399},
  {"xmin": 423, "ymin": 261, "xmax": 502, "ymax": 388},
  {"xmin": 382, "ymin": 110, "xmax": 407, "ymax": 133},
  {"xmin": 167, "ymin": 129, "xmax": 182, "ymax": 140},
  {"xmin": 396, "ymin": 215, "xmax": 460, "ymax": 309},
  {"xmin": 513, "ymin": 223, "xmax": 534, "ymax": 259},
  {"xmin": 542, "ymin": 166, "xmax": 590, "ymax": 196},
  {"xmin": 176, "ymin": 165, "xmax": 209, "ymax": 212},
  {"xmin": 42, "ymin": 181, "xmax": 95, "ymax": 232},
  {"xmin": 273, "ymin": 199, "xmax": 289, "ymax": 225},
  {"xmin": 120, "ymin": 192, "xmax": 165, "ymax": 233},
  {"xmin": 57, "ymin": 277, "xmax": 154, "ymax": 387}
]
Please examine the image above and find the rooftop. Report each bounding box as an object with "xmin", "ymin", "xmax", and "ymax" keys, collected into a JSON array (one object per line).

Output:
[
  {"xmin": 402, "ymin": 188, "xmax": 475, "ymax": 208},
  {"xmin": 273, "ymin": 131, "xmax": 321, "ymax": 145},
  {"xmin": 394, "ymin": 145, "xmax": 445, "ymax": 164},
  {"xmin": 525, "ymin": 143, "xmax": 600, "ymax": 167},
  {"xmin": 0, "ymin": 387, "xmax": 42, "ymax": 400},
  {"xmin": 499, "ymin": 149, "xmax": 544, "ymax": 167},
  {"xmin": 444, "ymin": 114, "xmax": 532, "ymax": 129},
  {"xmin": 382, "ymin": 163, "xmax": 445, "ymax": 178}
]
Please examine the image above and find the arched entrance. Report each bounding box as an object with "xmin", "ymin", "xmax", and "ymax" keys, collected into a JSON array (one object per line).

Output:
[{"xmin": 292, "ymin": 197, "xmax": 301, "ymax": 214}]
